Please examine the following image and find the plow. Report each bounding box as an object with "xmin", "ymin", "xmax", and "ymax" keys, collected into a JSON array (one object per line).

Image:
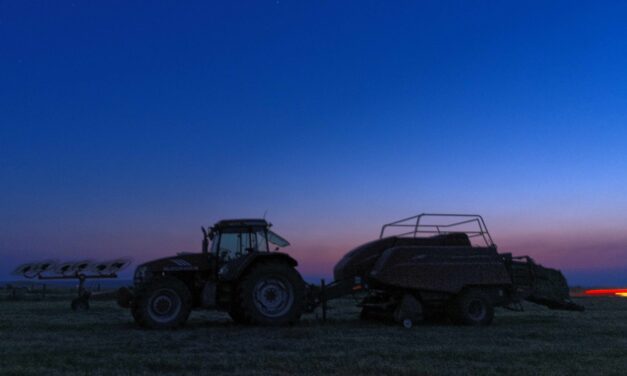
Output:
[
  {"xmin": 12, "ymin": 258, "xmax": 131, "ymax": 310},
  {"xmin": 13, "ymin": 213, "xmax": 583, "ymax": 328}
]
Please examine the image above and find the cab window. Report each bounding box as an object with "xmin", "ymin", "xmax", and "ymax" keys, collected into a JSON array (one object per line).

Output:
[
  {"xmin": 215, "ymin": 229, "xmax": 268, "ymax": 261},
  {"xmin": 255, "ymin": 231, "xmax": 268, "ymax": 252},
  {"xmin": 217, "ymin": 231, "xmax": 251, "ymax": 261}
]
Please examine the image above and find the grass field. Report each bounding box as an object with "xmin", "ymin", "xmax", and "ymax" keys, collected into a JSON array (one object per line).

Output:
[{"xmin": 1, "ymin": 292, "xmax": 626, "ymax": 375}]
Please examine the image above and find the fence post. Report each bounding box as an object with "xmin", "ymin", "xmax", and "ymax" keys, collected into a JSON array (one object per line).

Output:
[{"xmin": 321, "ymin": 279, "xmax": 327, "ymax": 322}]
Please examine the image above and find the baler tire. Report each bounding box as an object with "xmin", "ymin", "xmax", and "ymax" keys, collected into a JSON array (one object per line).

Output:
[
  {"xmin": 449, "ymin": 290, "xmax": 494, "ymax": 326},
  {"xmin": 132, "ymin": 278, "xmax": 192, "ymax": 329},
  {"xmin": 237, "ymin": 261, "xmax": 305, "ymax": 326}
]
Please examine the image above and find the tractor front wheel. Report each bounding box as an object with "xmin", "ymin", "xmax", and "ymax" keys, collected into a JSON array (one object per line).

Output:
[{"xmin": 132, "ymin": 278, "xmax": 192, "ymax": 329}]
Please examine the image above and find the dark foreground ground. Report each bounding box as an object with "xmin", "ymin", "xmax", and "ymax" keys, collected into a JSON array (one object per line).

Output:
[{"xmin": 0, "ymin": 292, "xmax": 626, "ymax": 375}]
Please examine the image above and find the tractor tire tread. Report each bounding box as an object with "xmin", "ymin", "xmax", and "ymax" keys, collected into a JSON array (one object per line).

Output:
[
  {"xmin": 132, "ymin": 277, "xmax": 192, "ymax": 329},
  {"xmin": 236, "ymin": 260, "xmax": 305, "ymax": 326}
]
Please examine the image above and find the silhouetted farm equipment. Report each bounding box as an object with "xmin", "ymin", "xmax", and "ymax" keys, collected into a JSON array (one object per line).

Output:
[
  {"xmin": 327, "ymin": 214, "xmax": 584, "ymax": 327},
  {"xmin": 11, "ymin": 259, "xmax": 131, "ymax": 310},
  {"xmin": 115, "ymin": 213, "xmax": 583, "ymax": 329}
]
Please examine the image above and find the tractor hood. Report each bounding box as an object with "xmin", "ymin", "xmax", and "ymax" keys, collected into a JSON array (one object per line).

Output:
[{"xmin": 136, "ymin": 253, "xmax": 211, "ymax": 274}]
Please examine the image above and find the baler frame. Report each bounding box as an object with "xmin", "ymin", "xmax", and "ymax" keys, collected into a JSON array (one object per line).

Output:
[{"xmin": 379, "ymin": 213, "xmax": 495, "ymax": 247}]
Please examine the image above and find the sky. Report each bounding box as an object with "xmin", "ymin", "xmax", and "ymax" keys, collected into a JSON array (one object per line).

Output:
[{"xmin": 1, "ymin": 1, "xmax": 627, "ymax": 286}]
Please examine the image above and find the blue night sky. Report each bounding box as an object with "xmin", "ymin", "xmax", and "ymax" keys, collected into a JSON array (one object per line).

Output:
[{"xmin": 2, "ymin": 1, "xmax": 627, "ymax": 285}]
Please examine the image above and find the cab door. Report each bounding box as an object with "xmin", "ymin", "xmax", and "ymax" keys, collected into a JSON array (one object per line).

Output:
[{"xmin": 215, "ymin": 228, "xmax": 255, "ymax": 262}]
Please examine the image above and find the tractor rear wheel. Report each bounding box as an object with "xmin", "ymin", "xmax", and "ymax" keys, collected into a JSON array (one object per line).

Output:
[
  {"xmin": 237, "ymin": 262, "xmax": 305, "ymax": 326},
  {"xmin": 132, "ymin": 277, "xmax": 192, "ymax": 329},
  {"xmin": 449, "ymin": 289, "xmax": 494, "ymax": 326}
]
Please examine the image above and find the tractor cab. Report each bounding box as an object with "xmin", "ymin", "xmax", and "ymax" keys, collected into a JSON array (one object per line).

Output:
[{"xmin": 203, "ymin": 219, "xmax": 291, "ymax": 263}]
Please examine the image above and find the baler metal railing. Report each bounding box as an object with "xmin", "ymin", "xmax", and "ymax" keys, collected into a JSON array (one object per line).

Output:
[{"xmin": 379, "ymin": 213, "xmax": 495, "ymax": 247}]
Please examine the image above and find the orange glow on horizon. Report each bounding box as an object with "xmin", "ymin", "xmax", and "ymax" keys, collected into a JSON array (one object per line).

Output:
[{"xmin": 585, "ymin": 288, "xmax": 627, "ymax": 297}]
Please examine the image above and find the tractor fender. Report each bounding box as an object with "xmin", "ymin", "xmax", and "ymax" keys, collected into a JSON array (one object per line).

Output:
[{"xmin": 219, "ymin": 252, "xmax": 299, "ymax": 282}]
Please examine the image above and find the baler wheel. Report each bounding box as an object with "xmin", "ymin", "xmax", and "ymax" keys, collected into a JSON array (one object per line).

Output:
[{"xmin": 449, "ymin": 289, "xmax": 494, "ymax": 326}]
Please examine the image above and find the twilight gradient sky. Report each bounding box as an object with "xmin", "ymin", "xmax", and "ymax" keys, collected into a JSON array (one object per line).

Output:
[{"xmin": 2, "ymin": 2, "xmax": 627, "ymax": 285}]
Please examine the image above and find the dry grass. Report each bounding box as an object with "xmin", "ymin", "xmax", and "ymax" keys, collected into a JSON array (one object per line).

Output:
[{"xmin": 0, "ymin": 293, "xmax": 626, "ymax": 375}]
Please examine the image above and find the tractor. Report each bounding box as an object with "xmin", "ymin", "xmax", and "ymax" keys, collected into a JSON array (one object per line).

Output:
[{"xmin": 117, "ymin": 219, "xmax": 305, "ymax": 328}]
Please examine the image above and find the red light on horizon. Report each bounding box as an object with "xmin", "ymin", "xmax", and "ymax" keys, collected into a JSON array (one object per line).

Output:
[{"xmin": 584, "ymin": 288, "xmax": 627, "ymax": 297}]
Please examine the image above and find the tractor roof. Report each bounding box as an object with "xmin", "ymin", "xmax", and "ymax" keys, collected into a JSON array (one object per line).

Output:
[{"xmin": 213, "ymin": 219, "xmax": 269, "ymax": 229}]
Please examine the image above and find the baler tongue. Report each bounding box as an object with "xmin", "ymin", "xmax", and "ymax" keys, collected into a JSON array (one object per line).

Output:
[{"xmin": 513, "ymin": 258, "xmax": 585, "ymax": 312}]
